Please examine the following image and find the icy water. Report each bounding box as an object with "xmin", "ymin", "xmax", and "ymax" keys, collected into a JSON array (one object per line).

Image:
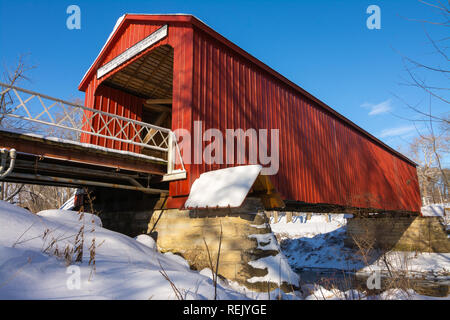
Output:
[{"xmin": 296, "ymin": 267, "xmax": 450, "ymax": 298}]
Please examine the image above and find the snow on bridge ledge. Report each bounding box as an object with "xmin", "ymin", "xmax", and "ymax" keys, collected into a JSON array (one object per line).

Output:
[{"xmin": 184, "ymin": 165, "xmax": 262, "ymax": 209}]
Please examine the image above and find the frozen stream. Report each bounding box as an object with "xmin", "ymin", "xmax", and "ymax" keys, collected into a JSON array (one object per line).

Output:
[{"xmin": 270, "ymin": 213, "xmax": 450, "ymax": 299}]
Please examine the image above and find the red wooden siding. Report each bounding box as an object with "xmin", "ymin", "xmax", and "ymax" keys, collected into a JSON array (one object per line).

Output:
[
  {"xmin": 80, "ymin": 85, "xmax": 143, "ymax": 153},
  {"xmin": 80, "ymin": 19, "xmax": 194, "ymax": 199},
  {"xmin": 187, "ymin": 26, "xmax": 421, "ymax": 212},
  {"xmin": 79, "ymin": 15, "xmax": 421, "ymax": 213}
]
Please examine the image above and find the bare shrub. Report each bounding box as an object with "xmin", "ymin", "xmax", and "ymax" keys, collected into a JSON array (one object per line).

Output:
[
  {"xmin": 202, "ymin": 222, "xmax": 223, "ymax": 300},
  {"xmin": 158, "ymin": 259, "xmax": 185, "ymax": 300}
]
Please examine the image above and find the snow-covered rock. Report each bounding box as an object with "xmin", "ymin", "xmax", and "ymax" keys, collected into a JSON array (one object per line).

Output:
[
  {"xmin": 247, "ymin": 253, "xmax": 300, "ymax": 286},
  {"xmin": 134, "ymin": 234, "xmax": 156, "ymax": 250},
  {"xmin": 271, "ymin": 211, "xmax": 450, "ymax": 277},
  {"xmin": 247, "ymin": 231, "xmax": 300, "ymax": 286}
]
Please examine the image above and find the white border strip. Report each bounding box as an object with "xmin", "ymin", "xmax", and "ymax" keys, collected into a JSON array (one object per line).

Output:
[{"xmin": 97, "ymin": 24, "xmax": 168, "ymax": 79}]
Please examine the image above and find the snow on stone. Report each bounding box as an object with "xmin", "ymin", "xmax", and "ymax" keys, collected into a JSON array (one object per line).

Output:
[
  {"xmin": 185, "ymin": 165, "xmax": 262, "ymax": 208},
  {"xmin": 249, "ymin": 233, "xmax": 279, "ymax": 251},
  {"xmin": 247, "ymin": 253, "xmax": 300, "ymax": 286},
  {"xmin": 271, "ymin": 213, "xmax": 347, "ymax": 239},
  {"xmin": 421, "ymin": 204, "xmax": 447, "ymax": 217},
  {"xmin": 359, "ymin": 251, "xmax": 450, "ymax": 275},
  {"xmin": 269, "ymin": 213, "xmax": 362, "ymax": 270},
  {"xmin": 0, "ymin": 200, "xmax": 248, "ymax": 300}
]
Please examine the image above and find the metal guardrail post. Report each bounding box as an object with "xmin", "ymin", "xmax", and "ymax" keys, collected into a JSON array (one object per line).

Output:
[
  {"xmin": 167, "ymin": 131, "xmax": 174, "ymax": 175},
  {"xmin": 0, "ymin": 148, "xmax": 16, "ymax": 179}
]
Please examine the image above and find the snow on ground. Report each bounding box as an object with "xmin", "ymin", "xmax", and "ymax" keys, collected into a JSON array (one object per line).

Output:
[
  {"xmin": 134, "ymin": 234, "xmax": 157, "ymax": 251},
  {"xmin": 2, "ymin": 200, "xmax": 448, "ymax": 300},
  {"xmin": 303, "ymin": 286, "xmax": 449, "ymax": 300},
  {"xmin": 359, "ymin": 251, "xmax": 450, "ymax": 275},
  {"xmin": 248, "ymin": 233, "xmax": 279, "ymax": 251},
  {"xmin": 272, "ymin": 214, "xmax": 363, "ymax": 270},
  {"xmin": 247, "ymin": 254, "xmax": 300, "ymax": 286},
  {"xmin": 421, "ymin": 203, "xmax": 448, "ymax": 217},
  {"xmin": 246, "ymin": 232, "xmax": 299, "ymax": 286},
  {"xmin": 0, "ymin": 200, "xmax": 254, "ymax": 300},
  {"xmin": 271, "ymin": 212, "xmax": 450, "ymax": 299},
  {"xmin": 271, "ymin": 212, "xmax": 450, "ymax": 275}
]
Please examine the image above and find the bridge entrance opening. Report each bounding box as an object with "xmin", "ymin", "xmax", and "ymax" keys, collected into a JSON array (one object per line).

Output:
[{"xmin": 100, "ymin": 44, "xmax": 174, "ymax": 162}]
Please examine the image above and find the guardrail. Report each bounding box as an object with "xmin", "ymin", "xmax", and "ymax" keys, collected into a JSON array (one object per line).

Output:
[{"xmin": 0, "ymin": 82, "xmax": 185, "ymax": 178}]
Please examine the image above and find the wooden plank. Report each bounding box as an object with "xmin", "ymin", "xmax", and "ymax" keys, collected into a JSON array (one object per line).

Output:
[
  {"xmin": 143, "ymin": 103, "xmax": 171, "ymax": 113},
  {"xmin": 145, "ymin": 98, "xmax": 172, "ymax": 105}
]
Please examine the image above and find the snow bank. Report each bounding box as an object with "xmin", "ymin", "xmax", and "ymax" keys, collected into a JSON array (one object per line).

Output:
[
  {"xmin": 185, "ymin": 165, "xmax": 262, "ymax": 208},
  {"xmin": 0, "ymin": 200, "xmax": 248, "ymax": 300},
  {"xmin": 247, "ymin": 253, "xmax": 300, "ymax": 286},
  {"xmin": 421, "ymin": 204, "xmax": 448, "ymax": 217},
  {"xmin": 304, "ymin": 285, "xmax": 364, "ymax": 300},
  {"xmin": 359, "ymin": 251, "xmax": 450, "ymax": 275},
  {"xmin": 279, "ymin": 226, "xmax": 363, "ymax": 270},
  {"xmin": 271, "ymin": 213, "xmax": 347, "ymax": 239},
  {"xmin": 37, "ymin": 209, "xmax": 102, "ymax": 227}
]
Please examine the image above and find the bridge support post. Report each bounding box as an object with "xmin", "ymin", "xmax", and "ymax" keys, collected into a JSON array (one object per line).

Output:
[
  {"xmin": 345, "ymin": 215, "xmax": 450, "ymax": 253},
  {"xmin": 148, "ymin": 198, "xmax": 299, "ymax": 292}
]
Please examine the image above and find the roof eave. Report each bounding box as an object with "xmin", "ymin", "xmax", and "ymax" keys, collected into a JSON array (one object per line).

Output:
[{"xmin": 78, "ymin": 14, "xmax": 196, "ymax": 92}]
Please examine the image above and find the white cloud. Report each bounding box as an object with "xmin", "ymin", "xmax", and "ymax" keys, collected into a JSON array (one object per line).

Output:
[
  {"xmin": 361, "ymin": 99, "xmax": 392, "ymax": 116},
  {"xmin": 379, "ymin": 125, "xmax": 416, "ymax": 138}
]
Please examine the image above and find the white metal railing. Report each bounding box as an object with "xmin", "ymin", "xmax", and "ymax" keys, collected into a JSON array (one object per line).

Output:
[{"xmin": 0, "ymin": 82, "xmax": 185, "ymax": 177}]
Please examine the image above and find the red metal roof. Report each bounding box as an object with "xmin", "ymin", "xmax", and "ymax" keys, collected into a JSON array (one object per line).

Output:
[{"xmin": 79, "ymin": 14, "xmax": 417, "ymax": 167}]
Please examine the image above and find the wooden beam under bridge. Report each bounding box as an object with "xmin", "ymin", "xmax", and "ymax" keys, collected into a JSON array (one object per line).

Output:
[
  {"xmin": 0, "ymin": 130, "xmax": 172, "ymax": 193},
  {"xmin": 0, "ymin": 130, "xmax": 166, "ymax": 176}
]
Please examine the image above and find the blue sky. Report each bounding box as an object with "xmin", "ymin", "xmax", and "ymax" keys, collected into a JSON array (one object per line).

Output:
[{"xmin": 0, "ymin": 0, "xmax": 448, "ymax": 162}]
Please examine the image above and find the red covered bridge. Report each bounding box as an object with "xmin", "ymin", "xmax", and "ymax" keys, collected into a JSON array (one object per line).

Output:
[
  {"xmin": 77, "ymin": 14, "xmax": 420, "ymax": 213},
  {"xmin": 0, "ymin": 14, "xmax": 421, "ymax": 214}
]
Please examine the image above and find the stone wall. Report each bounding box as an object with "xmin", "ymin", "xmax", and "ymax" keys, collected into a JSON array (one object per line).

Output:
[
  {"xmin": 345, "ymin": 216, "xmax": 450, "ymax": 253},
  {"xmin": 148, "ymin": 198, "xmax": 297, "ymax": 292},
  {"xmin": 85, "ymin": 187, "xmax": 161, "ymax": 237},
  {"xmin": 86, "ymin": 190, "xmax": 297, "ymax": 291}
]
